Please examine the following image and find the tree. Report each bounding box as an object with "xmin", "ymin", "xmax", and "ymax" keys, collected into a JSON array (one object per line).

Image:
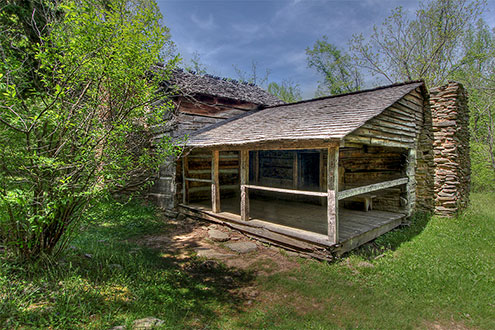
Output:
[
  {"xmin": 185, "ymin": 51, "xmax": 208, "ymax": 75},
  {"xmin": 267, "ymin": 79, "xmax": 302, "ymax": 103},
  {"xmin": 452, "ymin": 20, "xmax": 495, "ymax": 190},
  {"xmin": 0, "ymin": 0, "xmax": 179, "ymax": 259},
  {"xmin": 349, "ymin": 0, "xmax": 484, "ymax": 87},
  {"xmin": 306, "ymin": 36, "xmax": 362, "ymax": 96},
  {"xmin": 233, "ymin": 60, "xmax": 271, "ymax": 87}
]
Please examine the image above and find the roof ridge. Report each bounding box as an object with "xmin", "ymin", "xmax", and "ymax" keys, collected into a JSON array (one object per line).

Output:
[
  {"xmin": 262, "ymin": 80, "xmax": 425, "ymax": 109},
  {"xmin": 174, "ymin": 68, "xmax": 261, "ymax": 88}
]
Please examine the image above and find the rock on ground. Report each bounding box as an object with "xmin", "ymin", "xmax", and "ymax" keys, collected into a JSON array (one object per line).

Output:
[
  {"xmin": 226, "ymin": 241, "xmax": 257, "ymax": 254},
  {"xmin": 132, "ymin": 317, "xmax": 165, "ymax": 329},
  {"xmin": 195, "ymin": 247, "xmax": 235, "ymax": 259},
  {"xmin": 208, "ymin": 229, "xmax": 230, "ymax": 242}
]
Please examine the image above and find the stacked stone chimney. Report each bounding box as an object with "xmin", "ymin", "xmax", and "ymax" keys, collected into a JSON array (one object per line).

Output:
[{"xmin": 429, "ymin": 82, "xmax": 470, "ymax": 216}]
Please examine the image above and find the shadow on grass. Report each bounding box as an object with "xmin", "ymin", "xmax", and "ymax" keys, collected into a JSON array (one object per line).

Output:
[{"xmin": 0, "ymin": 198, "xmax": 255, "ymax": 329}]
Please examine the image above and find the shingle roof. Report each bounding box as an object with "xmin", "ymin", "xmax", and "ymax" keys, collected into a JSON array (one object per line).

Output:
[
  {"xmin": 165, "ymin": 68, "xmax": 284, "ymax": 107},
  {"xmin": 187, "ymin": 81, "xmax": 424, "ymax": 148}
]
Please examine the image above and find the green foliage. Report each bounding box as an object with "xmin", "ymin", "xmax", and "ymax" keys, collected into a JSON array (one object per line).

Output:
[
  {"xmin": 0, "ymin": 198, "xmax": 252, "ymax": 329},
  {"xmin": 470, "ymin": 142, "xmax": 495, "ymax": 191},
  {"xmin": 452, "ymin": 19, "xmax": 495, "ymax": 190},
  {"xmin": 267, "ymin": 80, "xmax": 302, "ymax": 103},
  {"xmin": 306, "ymin": 36, "xmax": 362, "ymax": 96},
  {"xmin": 0, "ymin": 0, "xmax": 180, "ymax": 259}
]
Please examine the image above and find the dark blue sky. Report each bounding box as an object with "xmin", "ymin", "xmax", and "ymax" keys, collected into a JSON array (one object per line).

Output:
[{"xmin": 157, "ymin": 0, "xmax": 495, "ymax": 98}]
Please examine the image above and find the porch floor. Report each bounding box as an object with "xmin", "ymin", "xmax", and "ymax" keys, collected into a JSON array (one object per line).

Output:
[{"xmin": 188, "ymin": 196, "xmax": 404, "ymax": 245}]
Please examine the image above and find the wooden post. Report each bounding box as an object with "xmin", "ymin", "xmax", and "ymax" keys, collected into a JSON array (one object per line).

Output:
[
  {"xmin": 405, "ymin": 148, "xmax": 416, "ymax": 216},
  {"xmin": 327, "ymin": 147, "xmax": 339, "ymax": 244},
  {"xmin": 211, "ymin": 150, "xmax": 220, "ymax": 213},
  {"xmin": 292, "ymin": 151, "xmax": 299, "ymax": 189},
  {"xmin": 240, "ymin": 150, "xmax": 250, "ymax": 221},
  {"xmin": 254, "ymin": 151, "xmax": 260, "ymax": 184},
  {"xmin": 319, "ymin": 150, "xmax": 325, "ymax": 205},
  {"xmin": 182, "ymin": 156, "xmax": 188, "ymax": 204}
]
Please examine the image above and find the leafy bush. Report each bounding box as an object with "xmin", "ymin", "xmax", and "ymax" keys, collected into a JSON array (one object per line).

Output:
[{"xmin": 0, "ymin": 0, "xmax": 179, "ymax": 259}]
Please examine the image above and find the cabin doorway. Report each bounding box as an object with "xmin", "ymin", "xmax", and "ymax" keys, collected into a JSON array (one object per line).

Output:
[{"xmin": 298, "ymin": 152, "xmax": 320, "ymax": 190}]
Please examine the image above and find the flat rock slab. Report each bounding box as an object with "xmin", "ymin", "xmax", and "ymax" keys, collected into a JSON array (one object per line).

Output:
[
  {"xmin": 226, "ymin": 242, "xmax": 257, "ymax": 254},
  {"xmin": 208, "ymin": 229, "xmax": 230, "ymax": 242},
  {"xmin": 132, "ymin": 317, "xmax": 165, "ymax": 329},
  {"xmin": 195, "ymin": 247, "xmax": 235, "ymax": 259}
]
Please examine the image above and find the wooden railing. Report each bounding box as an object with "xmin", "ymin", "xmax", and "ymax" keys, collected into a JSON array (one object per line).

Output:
[
  {"xmin": 239, "ymin": 177, "xmax": 408, "ymax": 244},
  {"xmin": 243, "ymin": 184, "xmax": 328, "ymax": 197},
  {"xmin": 337, "ymin": 178, "xmax": 408, "ymax": 200}
]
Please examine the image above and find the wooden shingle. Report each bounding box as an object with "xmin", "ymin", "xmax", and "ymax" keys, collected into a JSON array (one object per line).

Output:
[{"xmin": 188, "ymin": 81, "xmax": 424, "ymax": 148}]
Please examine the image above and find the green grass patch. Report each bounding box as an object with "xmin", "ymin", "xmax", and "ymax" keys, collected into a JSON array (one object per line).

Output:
[
  {"xmin": 1, "ymin": 194, "xmax": 494, "ymax": 329},
  {"xmin": 225, "ymin": 193, "xmax": 495, "ymax": 329},
  {"xmin": 0, "ymin": 198, "xmax": 252, "ymax": 329}
]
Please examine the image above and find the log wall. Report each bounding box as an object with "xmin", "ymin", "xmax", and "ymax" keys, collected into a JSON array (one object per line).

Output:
[
  {"xmin": 430, "ymin": 82, "xmax": 470, "ymax": 216},
  {"xmin": 415, "ymin": 90, "xmax": 435, "ymax": 213},
  {"xmin": 249, "ymin": 150, "xmax": 323, "ymax": 203},
  {"xmin": 339, "ymin": 146, "xmax": 406, "ymax": 213},
  {"xmin": 346, "ymin": 87, "xmax": 435, "ymax": 214},
  {"xmin": 148, "ymin": 95, "xmax": 259, "ymax": 214},
  {"xmin": 346, "ymin": 89, "xmax": 424, "ymax": 149},
  {"xmin": 176, "ymin": 150, "xmax": 240, "ymax": 203},
  {"xmin": 249, "ymin": 147, "xmax": 406, "ymax": 212}
]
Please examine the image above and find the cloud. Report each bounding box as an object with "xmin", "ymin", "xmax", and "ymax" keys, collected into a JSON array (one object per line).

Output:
[
  {"xmin": 190, "ymin": 13, "xmax": 216, "ymax": 30},
  {"xmin": 232, "ymin": 23, "xmax": 262, "ymax": 35}
]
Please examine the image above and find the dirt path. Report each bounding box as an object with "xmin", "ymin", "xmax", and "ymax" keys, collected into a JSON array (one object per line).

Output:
[{"xmin": 134, "ymin": 215, "xmax": 301, "ymax": 276}]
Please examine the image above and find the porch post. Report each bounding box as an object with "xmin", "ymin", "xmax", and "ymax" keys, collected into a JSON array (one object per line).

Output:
[
  {"xmin": 182, "ymin": 155, "xmax": 188, "ymax": 205},
  {"xmin": 405, "ymin": 148, "xmax": 416, "ymax": 216},
  {"xmin": 211, "ymin": 150, "xmax": 220, "ymax": 213},
  {"xmin": 327, "ymin": 146, "xmax": 339, "ymax": 244},
  {"xmin": 240, "ymin": 150, "xmax": 250, "ymax": 221}
]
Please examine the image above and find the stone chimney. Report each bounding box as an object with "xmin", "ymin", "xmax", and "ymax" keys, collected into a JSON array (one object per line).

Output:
[{"xmin": 429, "ymin": 82, "xmax": 470, "ymax": 216}]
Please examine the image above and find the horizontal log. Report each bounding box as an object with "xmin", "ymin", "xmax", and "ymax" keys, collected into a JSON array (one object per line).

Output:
[
  {"xmin": 338, "ymin": 178, "xmax": 409, "ymax": 200},
  {"xmin": 185, "ymin": 177, "xmax": 212, "ymax": 183},
  {"xmin": 378, "ymin": 112, "xmax": 418, "ymax": 128},
  {"xmin": 244, "ymin": 184, "xmax": 328, "ymax": 197},
  {"xmin": 188, "ymin": 168, "xmax": 239, "ymax": 175},
  {"xmin": 189, "ymin": 139, "xmax": 340, "ymax": 151},
  {"xmin": 344, "ymin": 136, "xmax": 413, "ymax": 148},
  {"xmin": 392, "ymin": 103, "xmax": 421, "ymax": 121},
  {"xmin": 368, "ymin": 117, "xmax": 417, "ymax": 133},
  {"xmin": 352, "ymin": 128, "xmax": 415, "ymax": 143},
  {"xmin": 186, "ymin": 154, "xmax": 239, "ymax": 159},
  {"xmin": 387, "ymin": 104, "xmax": 418, "ymax": 121}
]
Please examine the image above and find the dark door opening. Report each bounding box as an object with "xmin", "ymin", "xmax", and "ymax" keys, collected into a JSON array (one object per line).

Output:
[{"xmin": 298, "ymin": 152, "xmax": 320, "ymax": 190}]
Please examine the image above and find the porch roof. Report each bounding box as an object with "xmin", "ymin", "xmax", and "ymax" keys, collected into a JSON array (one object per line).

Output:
[{"xmin": 187, "ymin": 80, "xmax": 424, "ymax": 148}]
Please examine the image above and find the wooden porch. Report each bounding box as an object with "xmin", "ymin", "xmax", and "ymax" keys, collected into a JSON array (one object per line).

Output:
[
  {"xmin": 178, "ymin": 143, "xmax": 415, "ymax": 259},
  {"xmin": 181, "ymin": 197, "xmax": 404, "ymax": 257}
]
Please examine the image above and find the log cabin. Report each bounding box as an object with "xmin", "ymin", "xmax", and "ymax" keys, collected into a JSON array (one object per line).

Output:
[
  {"xmin": 148, "ymin": 68, "xmax": 284, "ymax": 210},
  {"xmin": 150, "ymin": 70, "xmax": 470, "ymax": 259}
]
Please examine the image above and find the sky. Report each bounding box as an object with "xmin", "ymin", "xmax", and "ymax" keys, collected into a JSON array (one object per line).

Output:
[{"xmin": 156, "ymin": 0, "xmax": 495, "ymax": 98}]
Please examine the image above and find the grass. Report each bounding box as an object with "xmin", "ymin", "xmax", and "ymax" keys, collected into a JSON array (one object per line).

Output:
[
  {"xmin": 1, "ymin": 193, "xmax": 494, "ymax": 329},
  {"xmin": 0, "ymin": 199, "xmax": 254, "ymax": 329},
  {"xmin": 225, "ymin": 193, "xmax": 495, "ymax": 329}
]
